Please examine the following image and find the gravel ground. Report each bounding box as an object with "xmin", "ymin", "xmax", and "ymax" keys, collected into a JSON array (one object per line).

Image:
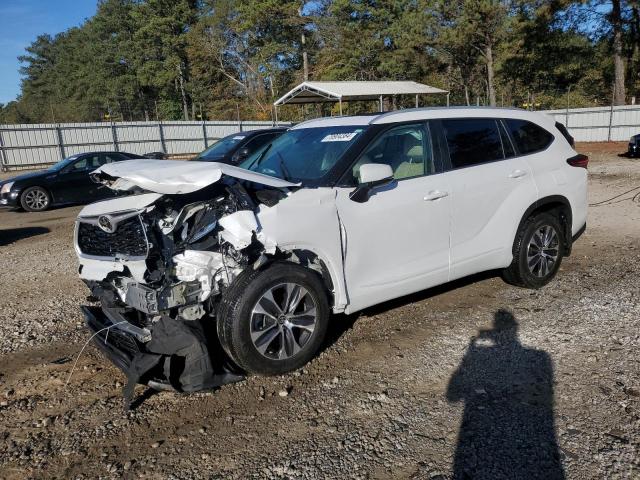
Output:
[{"xmin": 0, "ymin": 148, "xmax": 639, "ymax": 479}]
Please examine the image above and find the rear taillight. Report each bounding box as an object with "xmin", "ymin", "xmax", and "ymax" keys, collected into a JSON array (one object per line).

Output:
[{"xmin": 567, "ymin": 154, "xmax": 588, "ymax": 169}]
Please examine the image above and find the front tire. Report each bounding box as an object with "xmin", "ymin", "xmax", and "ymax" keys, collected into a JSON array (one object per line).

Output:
[
  {"xmin": 20, "ymin": 186, "xmax": 51, "ymax": 211},
  {"xmin": 217, "ymin": 263, "xmax": 330, "ymax": 375},
  {"xmin": 503, "ymin": 212, "xmax": 564, "ymax": 289}
]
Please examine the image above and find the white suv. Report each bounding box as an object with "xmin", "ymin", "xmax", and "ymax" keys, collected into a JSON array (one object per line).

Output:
[{"xmin": 74, "ymin": 107, "xmax": 587, "ymax": 396}]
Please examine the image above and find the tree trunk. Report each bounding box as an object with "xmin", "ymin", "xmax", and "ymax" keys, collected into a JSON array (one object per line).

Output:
[
  {"xmin": 299, "ymin": 5, "xmax": 309, "ymax": 81},
  {"xmin": 464, "ymin": 85, "xmax": 470, "ymax": 106},
  {"xmin": 177, "ymin": 63, "xmax": 189, "ymax": 120},
  {"xmin": 631, "ymin": 3, "xmax": 640, "ymax": 96},
  {"xmin": 485, "ymin": 41, "xmax": 497, "ymax": 107},
  {"xmin": 612, "ymin": 0, "xmax": 626, "ymax": 105}
]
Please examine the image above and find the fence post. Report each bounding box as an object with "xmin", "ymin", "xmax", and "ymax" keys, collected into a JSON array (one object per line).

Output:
[
  {"xmin": 608, "ymin": 104, "xmax": 614, "ymax": 142},
  {"xmin": 0, "ymin": 129, "xmax": 8, "ymax": 172},
  {"xmin": 158, "ymin": 121, "xmax": 167, "ymax": 153},
  {"xmin": 111, "ymin": 122, "xmax": 119, "ymax": 152},
  {"xmin": 55, "ymin": 124, "xmax": 66, "ymax": 160},
  {"xmin": 202, "ymin": 121, "xmax": 208, "ymax": 149}
]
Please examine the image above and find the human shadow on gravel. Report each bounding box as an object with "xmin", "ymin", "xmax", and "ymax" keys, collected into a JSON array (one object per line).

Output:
[
  {"xmin": 447, "ymin": 309, "xmax": 565, "ymax": 480},
  {"xmin": 0, "ymin": 226, "xmax": 50, "ymax": 246}
]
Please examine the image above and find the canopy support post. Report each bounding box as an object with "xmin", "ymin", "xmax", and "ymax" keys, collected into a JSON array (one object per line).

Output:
[
  {"xmin": 274, "ymin": 105, "xmax": 279, "ymax": 125},
  {"xmin": 379, "ymin": 95, "xmax": 383, "ymax": 112},
  {"xmin": 415, "ymin": 94, "xmax": 419, "ymax": 108},
  {"xmin": 446, "ymin": 92, "xmax": 450, "ymax": 107},
  {"xmin": 339, "ymin": 98, "xmax": 343, "ymax": 115}
]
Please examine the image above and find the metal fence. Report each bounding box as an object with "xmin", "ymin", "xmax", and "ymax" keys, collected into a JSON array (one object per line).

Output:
[
  {"xmin": 0, "ymin": 120, "xmax": 290, "ymax": 171},
  {"xmin": 2, "ymin": 106, "xmax": 639, "ymax": 171},
  {"xmin": 541, "ymin": 105, "xmax": 640, "ymax": 143}
]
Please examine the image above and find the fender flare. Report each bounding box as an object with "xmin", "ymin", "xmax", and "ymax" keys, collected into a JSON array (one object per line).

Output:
[{"xmin": 513, "ymin": 195, "xmax": 573, "ymax": 256}]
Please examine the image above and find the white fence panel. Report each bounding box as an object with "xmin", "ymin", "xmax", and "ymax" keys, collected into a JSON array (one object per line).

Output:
[
  {"xmin": 0, "ymin": 120, "xmax": 289, "ymax": 171},
  {"xmin": 542, "ymin": 105, "xmax": 640, "ymax": 142}
]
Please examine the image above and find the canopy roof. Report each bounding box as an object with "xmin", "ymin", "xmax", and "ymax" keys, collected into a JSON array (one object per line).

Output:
[{"xmin": 274, "ymin": 81, "xmax": 448, "ymax": 106}]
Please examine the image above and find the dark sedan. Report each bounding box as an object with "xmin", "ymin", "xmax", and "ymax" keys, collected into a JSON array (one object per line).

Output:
[
  {"xmin": 193, "ymin": 128, "xmax": 287, "ymax": 164},
  {"xmin": 628, "ymin": 134, "xmax": 639, "ymax": 158},
  {"xmin": 0, "ymin": 151, "xmax": 144, "ymax": 211}
]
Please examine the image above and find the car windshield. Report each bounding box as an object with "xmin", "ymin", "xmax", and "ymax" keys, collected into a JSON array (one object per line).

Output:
[
  {"xmin": 243, "ymin": 126, "xmax": 367, "ymax": 183},
  {"xmin": 195, "ymin": 133, "xmax": 247, "ymax": 160},
  {"xmin": 48, "ymin": 154, "xmax": 83, "ymax": 171}
]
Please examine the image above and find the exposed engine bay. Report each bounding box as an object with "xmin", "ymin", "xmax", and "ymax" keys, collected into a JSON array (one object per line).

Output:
[{"xmin": 74, "ymin": 160, "xmax": 339, "ymax": 408}]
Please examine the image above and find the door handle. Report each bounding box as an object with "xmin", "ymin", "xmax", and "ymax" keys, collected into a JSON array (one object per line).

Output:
[
  {"xmin": 423, "ymin": 190, "xmax": 449, "ymax": 201},
  {"xmin": 508, "ymin": 169, "xmax": 528, "ymax": 179}
]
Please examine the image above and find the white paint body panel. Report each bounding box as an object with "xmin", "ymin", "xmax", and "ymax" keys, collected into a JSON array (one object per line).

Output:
[
  {"xmin": 446, "ymin": 156, "xmax": 538, "ymax": 280},
  {"xmin": 78, "ymin": 192, "xmax": 162, "ymax": 216},
  {"xmin": 335, "ymin": 176, "xmax": 452, "ymax": 314},
  {"xmin": 256, "ymin": 188, "xmax": 349, "ymax": 311}
]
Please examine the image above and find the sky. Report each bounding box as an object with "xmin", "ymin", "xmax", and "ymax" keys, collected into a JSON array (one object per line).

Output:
[{"xmin": 0, "ymin": 0, "xmax": 97, "ymax": 104}]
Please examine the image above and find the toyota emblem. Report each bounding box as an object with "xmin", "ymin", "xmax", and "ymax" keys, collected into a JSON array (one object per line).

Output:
[{"xmin": 98, "ymin": 215, "xmax": 116, "ymax": 233}]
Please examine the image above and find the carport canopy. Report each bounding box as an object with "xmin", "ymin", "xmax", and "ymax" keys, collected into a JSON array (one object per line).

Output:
[{"xmin": 273, "ymin": 80, "xmax": 449, "ymax": 117}]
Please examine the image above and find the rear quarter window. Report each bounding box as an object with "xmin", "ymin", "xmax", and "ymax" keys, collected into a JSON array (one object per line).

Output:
[
  {"xmin": 506, "ymin": 119, "xmax": 554, "ymax": 155},
  {"xmin": 442, "ymin": 118, "xmax": 504, "ymax": 168}
]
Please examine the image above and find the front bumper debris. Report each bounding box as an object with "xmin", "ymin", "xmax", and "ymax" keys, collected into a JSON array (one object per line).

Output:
[{"xmin": 81, "ymin": 305, "xmax": 244, "ymax": 409}]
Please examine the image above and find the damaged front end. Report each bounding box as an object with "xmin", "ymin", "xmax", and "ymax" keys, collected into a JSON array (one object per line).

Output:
[{"xmin": 75, "ymin": 162, "xmax": 295, "ymax": 406}]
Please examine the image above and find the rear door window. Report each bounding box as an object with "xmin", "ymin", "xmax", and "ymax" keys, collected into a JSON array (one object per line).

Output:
[
  {"xmin": 506, "ymin": 119, "xmax": 554, "ymax": 155},
  {"xmin": 442, "ymin": 119, "xmax": 504, "ymax": 168},
  {"xmin": 104, "ymin": 153, "xmax": 127, "ymax": 163}
]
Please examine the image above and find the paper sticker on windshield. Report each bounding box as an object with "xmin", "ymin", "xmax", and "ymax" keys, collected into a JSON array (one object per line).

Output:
[
  {"xmin": 321, "ymin": 132, "xmax": 359, "ymax": 142},
  {"xmin": 233, "ymin": 136, "xmax": 246, "ymax": 140}
]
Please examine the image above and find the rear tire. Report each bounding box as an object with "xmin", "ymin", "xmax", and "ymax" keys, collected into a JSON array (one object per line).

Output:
[
  {"xmin": 217, "ymin": 263, "xmax": 329, "ymax": 375},
  {"xmin": 503, "ymin": 212, "xmax": 565, "ymax": 289},
  {"xmin": 20, "ymin": 186, "xmax": 51, "ymax": 211}
]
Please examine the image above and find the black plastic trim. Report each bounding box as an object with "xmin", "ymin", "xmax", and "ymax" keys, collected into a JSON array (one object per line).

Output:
[
  {"xmin": 572, "ymin": 222, "xmax": 586, "ymax": 243},
  {"xmin": 515, "ymin": 195, "xmax": 573, "ymax": 256},
  {"xmin": 81, "ymin": 305, "xmax": 138, "ymax": 373}
]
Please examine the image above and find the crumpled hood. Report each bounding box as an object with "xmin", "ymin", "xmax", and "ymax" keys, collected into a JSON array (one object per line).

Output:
[{"xmin": 92, "ymin": 159, "xmax": 298, "ymax": 194}]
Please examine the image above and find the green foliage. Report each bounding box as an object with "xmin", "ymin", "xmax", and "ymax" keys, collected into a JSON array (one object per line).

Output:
[{"xmin": 1, "ymin": 0, "xmax": 638, "ymax": 124}]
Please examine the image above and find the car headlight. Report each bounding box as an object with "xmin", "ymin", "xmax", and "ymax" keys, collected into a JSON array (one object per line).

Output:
[{"xmin": 0, "ymin": 182, "xmax": 14, "ymax": 194}]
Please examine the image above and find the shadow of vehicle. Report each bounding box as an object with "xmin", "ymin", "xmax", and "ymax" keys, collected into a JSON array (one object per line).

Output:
[
  {"xmin": 446, "ymin": 309, "xmax": 564, "ymax": 479},
  {"xmin": 0, "ymin": 226, "xmax": 50, "ymax": 246}
]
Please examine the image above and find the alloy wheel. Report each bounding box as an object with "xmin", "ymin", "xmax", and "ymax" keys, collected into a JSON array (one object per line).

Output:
[
  {"xmin": 24, "ymin": 189, "xmax": 49, "ymax": 211},
  {"xmin": 526, "ymin": 225, "xmax": 559, "ymax": 278},
  {"xmin": 250, "ymin": 282, "xmax": 318, "ymax": 360}
]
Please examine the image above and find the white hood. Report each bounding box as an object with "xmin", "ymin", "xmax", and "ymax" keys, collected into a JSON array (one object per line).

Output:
[
  {"xmin": 93, "ymin": 159, "xmax": 299, "ymax": 194},
  {"xmin": 79, "ymin": 192, "xmax": 163, "ymax": 217}
]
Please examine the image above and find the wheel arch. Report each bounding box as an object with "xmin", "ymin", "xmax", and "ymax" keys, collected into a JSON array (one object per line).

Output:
[
  {"xmin": 266, "ymin": 248, "xmax": 342, "ymax": 312},
  {"xmin": 514, "ymin": 195, "xmax": 573, "ymax": 256}
]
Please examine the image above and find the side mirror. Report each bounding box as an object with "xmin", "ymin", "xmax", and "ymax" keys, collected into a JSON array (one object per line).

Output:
[{"xmin": 349, "ymin": 164, "xmax": 394, "ymax": 203}]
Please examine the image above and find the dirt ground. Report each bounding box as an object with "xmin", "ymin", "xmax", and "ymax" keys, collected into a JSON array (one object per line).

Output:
[{"xmin": 0, "ymin": 145, "xmax": 639, "ymax": 479}]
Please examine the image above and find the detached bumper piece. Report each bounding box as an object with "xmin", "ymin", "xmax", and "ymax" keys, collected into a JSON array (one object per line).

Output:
[{"xmin": 81, "ymin": 306, "xmax": 244, "ymax": 409}]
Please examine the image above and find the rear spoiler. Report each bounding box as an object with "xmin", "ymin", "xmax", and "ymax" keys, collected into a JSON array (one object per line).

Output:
[{"xmin": 555, "ymin": 121, "xmax": 574, "ymax": 147}]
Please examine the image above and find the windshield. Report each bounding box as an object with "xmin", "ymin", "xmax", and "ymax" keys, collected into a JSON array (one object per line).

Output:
[
  {"xmin": 48, "ymin": 154, "xmax": 82, "ymax": 171},
  {"xmin": 243, "ymin": 126, "xmax": 367, "ymax": 183},
  {"xmin": 195, "ymin": 133, "xmax": 247, "ymax": 159}
]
